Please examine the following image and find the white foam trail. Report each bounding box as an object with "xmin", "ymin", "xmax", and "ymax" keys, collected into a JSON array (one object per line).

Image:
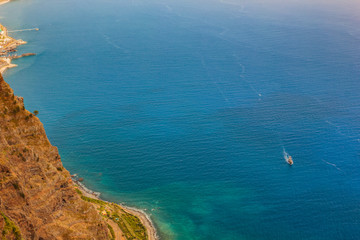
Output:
[
  {"xmin": 322, "ymin": 159, "xmax": 343, "ymax": 172},
  {"xmin": 219, "ymin": 0, "xmax": 246, "ymax": 12},
  {"xmin": 233, "ymin": 54, "xmax": 262, "ymax": 98},
  {"xmin": 165, "ymin": 4, "xmax": 173, "ymax": 12},
  {"xmin": 219, "ymin": 28, "xmax": 229, "ymax": 36},
  {"xmin": 316, "ymin": 93, "xmax": 359, "ymax": 143},
  {"xmin": 200, "ymin": 56, "xmax": 230, "ymax": 104},
  {"xmin": 325, "ymin": 120, "xmax": 360, "ymax": 145},
  {"xmin": 282, "ymin": 147, "xmax": 290, "ymax": 163},
  {"xmin": 103, "ymin": 34, "xmax": 120, "ymax": 49},
  {"xmin": 325, "ymin": 120, "xmax": 346, "ymax": 136},
  {"xmin": 102, "ymin": 34, "xmax": 130, "ymax": 53}
]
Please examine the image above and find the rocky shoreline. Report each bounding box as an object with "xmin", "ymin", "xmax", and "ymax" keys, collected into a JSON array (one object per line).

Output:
[
  {"xmin": 72, "ymin": 177, "xmax": 158, "ymax": 240},
  {"xmin": 0, "ymin": 22, "xmax": 34, "ymax": 74},
  {"xmin": 0, "ymin": 1, "xmax": 159, "ymax": 239}
]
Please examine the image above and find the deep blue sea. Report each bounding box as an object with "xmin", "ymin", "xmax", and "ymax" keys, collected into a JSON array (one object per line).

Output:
[{"xmin": 2, "ymin": 0, "xmax": 360, "ymax": 239}]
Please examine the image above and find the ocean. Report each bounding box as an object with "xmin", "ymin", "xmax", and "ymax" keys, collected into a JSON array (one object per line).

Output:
[{"xmin": 1, "ymin": 0, "xmax": 360, "ymax": 239}]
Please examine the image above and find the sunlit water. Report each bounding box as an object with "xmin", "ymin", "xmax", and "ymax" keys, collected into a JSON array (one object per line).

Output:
[{"xmin": 2, "ymin": 0, "xmax": 360, "ymax": 239}]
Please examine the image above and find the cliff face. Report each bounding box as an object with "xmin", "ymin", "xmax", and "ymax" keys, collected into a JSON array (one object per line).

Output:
[{"xmin": 0, "ymin": 75, "xmax": 110, "ymax": 239}]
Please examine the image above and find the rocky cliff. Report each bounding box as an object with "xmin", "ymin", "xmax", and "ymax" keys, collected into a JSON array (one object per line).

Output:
[{"xmin": 0, "ymin": 74, "xmax": 111, "ymax": 239}]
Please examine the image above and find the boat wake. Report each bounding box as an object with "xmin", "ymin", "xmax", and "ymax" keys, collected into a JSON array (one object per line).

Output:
[
  {"xmin": 283, "ymin": 148, "xmax": 293, "ymax": 165},
  {"xmin": 102, "ymin": 34, "xmax": 129, "ymax": 53},
  {"xmin": 322, "ymin": 159, "xmax": 343, "ymax": 172}
]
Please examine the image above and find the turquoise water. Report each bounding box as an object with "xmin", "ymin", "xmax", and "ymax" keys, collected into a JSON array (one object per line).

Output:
[{"xmin": 2, "ymin": 0, "xmax": 360, "ymax": 239}]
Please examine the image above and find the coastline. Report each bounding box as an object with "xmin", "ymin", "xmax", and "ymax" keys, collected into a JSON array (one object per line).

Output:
[
  {"xmin": 0, "ymin": 0, "xmax": 10, "ymax": 6},
  {"xmin": 1, "ymin": 1, "xmax": 159, "ymax": 239},
  {"xmin": 0, "ymin": 22, "xmax": 29, "ymax": 74},
  {"xmin": 0, "ymin": 57, "xmax": 17, "ymax": 73},
  {"xmin": 73, "ymin": 178, "xmax": 159, "ymax": 240}
]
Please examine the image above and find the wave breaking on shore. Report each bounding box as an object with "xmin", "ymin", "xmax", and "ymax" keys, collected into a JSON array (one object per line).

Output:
[{"xmin": 72, "ymin": 176, "xmax": 159, "ymax": 240}]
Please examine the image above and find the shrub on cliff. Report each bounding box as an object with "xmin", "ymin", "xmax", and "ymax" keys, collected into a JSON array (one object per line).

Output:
[{"xmin": 0, "ymin": 212, "xmax": 22, "ymax": 240}]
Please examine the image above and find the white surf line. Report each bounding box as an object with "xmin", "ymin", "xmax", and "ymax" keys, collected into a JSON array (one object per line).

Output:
[
  {"xmin": 322, "ymin": 159, "xmax": 343, "ymax": 172},
  {"xmin": 200, "ymin": 56, "xmax": 230, "ymax": 104}
]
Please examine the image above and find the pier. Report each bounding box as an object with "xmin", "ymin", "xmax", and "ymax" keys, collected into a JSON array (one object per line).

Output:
[{"xmin": 7, "ymin": 28, "xmax": 39, "ymax": 33}]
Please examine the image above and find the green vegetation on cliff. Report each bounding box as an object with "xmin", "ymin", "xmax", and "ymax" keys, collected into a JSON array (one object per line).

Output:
[
  {"xmin": 0, "ymin": 73, "xmax": 152, "ymax": 239},
  {"xmin": 76, "ymin": 189, "xmax": 148, "ymax": 240},
  {"xmin": 0, "ymin": 212, "xmax": 22, "ymax": 240},
  {"xmin": 0, "ymin": 75, "xmax": 111, "ymax": 239}
]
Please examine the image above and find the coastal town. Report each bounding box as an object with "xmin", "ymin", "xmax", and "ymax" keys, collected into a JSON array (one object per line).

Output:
[{"xmin": 0, "ymin": 23, "xmax": 35, "ymax": 74}]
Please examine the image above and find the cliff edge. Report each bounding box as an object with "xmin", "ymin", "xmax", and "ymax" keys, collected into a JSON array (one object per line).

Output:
[
  {"xmin": 0, "ymin": 74, "xmax": 153, "ymax": 240},
  {"xmin": 0, "ymin": 75, "xmax": 111, "ymax": 239},
  {"xmin": 0, "ymin": 2, "xmax": 156, "ymax": 239}
]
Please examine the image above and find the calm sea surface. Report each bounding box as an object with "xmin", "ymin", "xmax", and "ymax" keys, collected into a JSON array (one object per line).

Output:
[{"xmin": 2, "ymin": 0, "xmax": 360, "ymax": 239}]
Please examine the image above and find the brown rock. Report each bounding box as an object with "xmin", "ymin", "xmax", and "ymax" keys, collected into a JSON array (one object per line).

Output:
[{"xmin": 0, "ymin": 74, "xmax": 110, "ymax": 239}]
